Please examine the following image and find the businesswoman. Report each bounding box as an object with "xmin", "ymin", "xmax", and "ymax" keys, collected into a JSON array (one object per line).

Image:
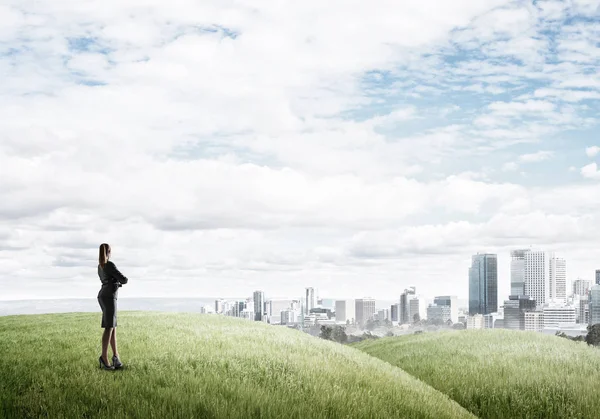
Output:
[{"xmin": 97, "ymin": 243, "xmax": 129, "ymax": 370}]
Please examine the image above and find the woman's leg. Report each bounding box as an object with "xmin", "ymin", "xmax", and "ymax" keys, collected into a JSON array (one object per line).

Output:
[
  {"xmin": 110, "ymin": 327, "xmax": 119, "ymax": 358},
  {"xmin": 102, "ymin": 327, "xmax": 113, "ymax": 364}
]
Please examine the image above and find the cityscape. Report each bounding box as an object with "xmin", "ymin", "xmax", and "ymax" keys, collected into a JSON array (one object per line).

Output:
[{"xmin": 204, "ymin": 248, "xmax": 600, "ymax": 337}]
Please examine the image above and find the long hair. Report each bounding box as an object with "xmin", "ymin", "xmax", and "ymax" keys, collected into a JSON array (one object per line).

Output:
[{"xmin": 99, "ymin": 243, "xmax": 111, "ymax": 268}]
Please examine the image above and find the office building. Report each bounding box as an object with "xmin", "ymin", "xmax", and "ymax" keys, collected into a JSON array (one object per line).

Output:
[
  {"xmin": 427, "ymin": 304, "xmax": 452, "ymax": 324},
  {"xmin": 524, "ymin": 250, "xmax": 549, "ymax": 308},
  {"xmin": 355, "ymin": 298, "xmax": 376, "ymax": 327},
  {"xmin": 409, "ymin": 296, "xmax": 424, "ymax": 323},
  {"xmin": 483, "ymin": 313, "xmax": 503, "ymax": 329},
  {"xmin": 503, "ymin": 295, "xmax": 536, "ymax": 330},
  {"xmin": 542, "ymin": 304, "xmax": 576, "ymax": 329},
  {"xmin": 469, "ymin": 253, "xmax": 498, "ymax": 315},
  {"xmin": 253, "ymin": 290, "xmax": 265, "ymax": 322},
  {"xmin": 572, "ymin": 279, "xmax": 591, "ymax": 297},
  {"xmin": 390, "ymin": 303, "xmax": 400, "ymax": 322},
  {"xmin": 376, "ymin": 309, "xmax": 390, "ymax": 322},
  {"xmin": 596, "ymin": 270, "xmax": 600, "ymax": 286},
  {"xmin": 579, "ymin": 296, "xmax": 589, "ymax": 324},
  {"xmin": 524, "ymin": 311, "xmax": 544, "ymax": 332},
  {"xmin": 511, "ymin": 249, "xmax": 528, "ymax": 296},
  {"xmin": 335, "ymin": 300, "xmax": 355, "ymax": 324},
  {"xmin": 305, "ymin": 287, "xmax": 316, "ymax": 313},
  {"xmin": 548, "ymin": 253, "xmax": 566, "ymax": 303},
  {"xmin": 214, "ymin": 299, "xmax": 225, "ymax": 314},
  {"xmin": 466, "ymin": 314, "xmax": 484, "ymax": 329},
  {"xmin": 280, "ymin": 310, "xmax": 298, "ymax": 325},
  {"xmin": 590, "ymin": 285, "xmax": 600, "ymax": 326},
  {"xmin": 400, "ymin": 286, "xmax": 416, "ymax": 324},
  {"xmin": 434, "ymin": 295, "xmax": 459, "ymax": 323}
]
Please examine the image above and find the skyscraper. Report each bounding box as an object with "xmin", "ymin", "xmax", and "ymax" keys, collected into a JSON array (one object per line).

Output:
[
  {"xmin": 524, "ymin": 250, "xmax": 549, "ymax": 308},
  {"xmin": 253, "ymin": 290, "xmax": 265, "ymax": 321},
  {"xmin": 399, "ymin": 286, "xmax": 416, "ymax": 324},
  {"xmin": 589, "ymin": 285, "xmax": 600, "ymax": 326},
  {"xmin": 355, "ymin": 298, "xmax": 376, "ymax": 327},
  {"xmin": 548, "ymin": 252, "xmax": 566, "ymax": 303},
  {"xmin": 335, "ymin": 300, "xmax": 355, "ymax": 324},
  {"xmin": 390, "ymin": 303, "xmax": 400, "ymax": 322},
  {"xmin": 305, "ymin": 287, "xmax": 316, "ymax": 313},
  {"xmin": 510, "ymin": 250, "xmax": 528, "ymax": 296},
  {"xmin": 572, "ymin": 279, "xmax": 591, "ymax": 297},
  {"xmin": 596, "ymin": 270, "xmax": 600, "ymax": 286},
  {"xmin": 469, "ymin": 254, "xmax": 498, "ymax": 316}
]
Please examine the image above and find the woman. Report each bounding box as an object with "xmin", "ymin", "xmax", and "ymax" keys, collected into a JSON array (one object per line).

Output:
[{"xmin": 97, "ymin": 243, "xmax": 129, "ymax": 370}]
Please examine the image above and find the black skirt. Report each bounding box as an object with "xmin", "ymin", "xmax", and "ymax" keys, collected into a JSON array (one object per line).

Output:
[{"xmin": 98, "ymin": 297, "xmax": 117, "ymax": 328}]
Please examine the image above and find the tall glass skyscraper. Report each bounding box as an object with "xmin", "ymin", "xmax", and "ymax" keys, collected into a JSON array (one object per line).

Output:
[
  {"xmin": 510, "ymin": 249, "xmax": 528, "ymax": 296},
  {"xmin": 589, "ymin": 285, "xmax": 600, "ymax": 326},
  {"xmin": 469, "ymin": 253, "xmax": 498, "ymax": 316},
  {"xmin": 253, "ymin": 290, "xmax": 265, "ymax": 321}
]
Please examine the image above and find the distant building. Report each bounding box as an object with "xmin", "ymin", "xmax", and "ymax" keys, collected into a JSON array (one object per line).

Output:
[
  {"xmin": 590, "ymin": 285, "xmax": 600, "ymax": 326},
  {"xmin": 503, "ymin": 295, "xmax": 536, "ymax": 330},
  {"xmin": 376, "ymin": 308, "xmax": 390, "ymax": 322},
  {"xmin": 253, "ymin": 290, "xmax": 265, "ymax": 322},
  {"xmin": 510, "ymin": 249, "xmax": 528, "ymax": 296},
  {"xmin": 230, "ymin": 300, "xmax": 247, "ymax": 318},
  {"xmin": 427, "ymin": 304, "xmax": 452, "ymax": 324},
  {"xmin": 335, "ymin": 300, "xmax": 355, "ymax": 324},
  {"xmin": 572, "ymin": 279, "xmax": 591, "ymax": 297},
  {"xmin": 542, "ymin": 304, "xmax": 576, "ymax": 329},
  {"xmin": 579, "ymin": 296, "xmax": 589, "ymax": 324},
  {"xmin": 215, "ymin": 299, "xmax": 225, "ymax": 314},
  {"xmin": 355, "ymin": 298, "xmax": 376, "ymax": 327},
  {"xmin": 596, "ymin": 270, "xmax": 600, "ymax": 286},
  {"xmin": 280, "ymin": 310, "xmax": 298, "ymax": 325},
  {"xmin": 400, "ymin": 287, "xmax": 416, "ymax": 324},
  {"xmin": 466, "ymin": 314, "xmax": 484, "ymax": 329},
  {"xmin": 305, "ymin": 288, "xmax": 316, "ymax": 313},
  {"xmin": 469, "ymin": 253, "xmax": 498, "ymax": 315},
  {"xmin": 390, "ymin": 303, "xmax": 400, "ymax": 322},
  {"xmin": 523, "ymin": 250, "xmax": 566, "ymax": 309},
  {"xmin": 409, "ymin": 296, "xmax": 425, "ymax": 323},
  {"xmin": 483, "ymin": 312, "xmax": 503, "ymax": 329},
  {"xmin": 548, "ymin": 253, "xmax": 567, "ymax": 304},
  {"xmin": 434, "ymin": 295, "xmax": 459, "ymax": 323},
  {"xmin": 524, "ymin": 311, "xmax": 544, "ymax": 332}
]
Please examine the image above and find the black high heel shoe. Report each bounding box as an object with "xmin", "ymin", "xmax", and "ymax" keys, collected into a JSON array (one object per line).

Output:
[
  {"xmin": 99, "ymin": 356, "xmax": 115, "ymax": 370},
  {"xmin": 112, "ymin": 355, "xmax": 123, "ymax": 369}
]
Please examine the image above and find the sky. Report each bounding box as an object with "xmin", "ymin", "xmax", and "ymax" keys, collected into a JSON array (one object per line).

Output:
[{"xmin": 1, "ymin": 0, "xmax": 599, "ymax": 303}]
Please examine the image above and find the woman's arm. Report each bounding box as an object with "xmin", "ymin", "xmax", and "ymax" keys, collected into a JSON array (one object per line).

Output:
[{"xmin": 106, "ymin": 261, "xmax": 129, "ymax": 285}]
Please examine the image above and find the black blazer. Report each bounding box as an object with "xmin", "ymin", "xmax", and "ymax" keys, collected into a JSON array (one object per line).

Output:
[{"xmin": 97, "ymin": 261, "xmax": 129, "ymax": 299}]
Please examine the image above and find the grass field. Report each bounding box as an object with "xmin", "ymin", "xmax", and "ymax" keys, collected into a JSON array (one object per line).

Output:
[
  {"xmin": 0, "ymin": 312, "xmax": 473, "ymax": 419},
  {"xmin": 352, "ymin": 329, "xmax": 600, "ymax": 419}
]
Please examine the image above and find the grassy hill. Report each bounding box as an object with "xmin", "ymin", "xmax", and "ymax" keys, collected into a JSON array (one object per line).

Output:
[
  {"xmin": 0, "ymin": 312, "xmax": 473, "ymax": 419},
  {"xmin": 352, "ymin": 329, "xmax": 600, "ymax": 419}
]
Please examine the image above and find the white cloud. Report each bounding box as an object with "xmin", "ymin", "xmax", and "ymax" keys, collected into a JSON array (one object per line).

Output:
[
  {"xmin": 581, "ymin": 163, "xmax": 600, "ymax": 180},
  {"xmin": 1, "ymin": 0, "xmax": 600, "ymax": 303},
  {"xmin": 585, "ymin": 146, "xmax": 600, "ymax": 158},
  {"xmin": 518, "ymin": 150, "xmax": 554, "ymax": 163}
]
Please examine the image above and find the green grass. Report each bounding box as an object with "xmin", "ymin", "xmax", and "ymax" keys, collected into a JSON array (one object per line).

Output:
[
  {"xmin": 0, "ymin": 312, "xmax": 473, "ymax": 419},
  {"xmin": 352, "ymin": 329, "xmax": 600, "ymax": 419}
]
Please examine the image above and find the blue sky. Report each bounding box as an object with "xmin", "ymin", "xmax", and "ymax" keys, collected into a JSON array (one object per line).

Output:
[{"xmin": 0, "ymin": 0, "xmax": 599, "ymax": 303}]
